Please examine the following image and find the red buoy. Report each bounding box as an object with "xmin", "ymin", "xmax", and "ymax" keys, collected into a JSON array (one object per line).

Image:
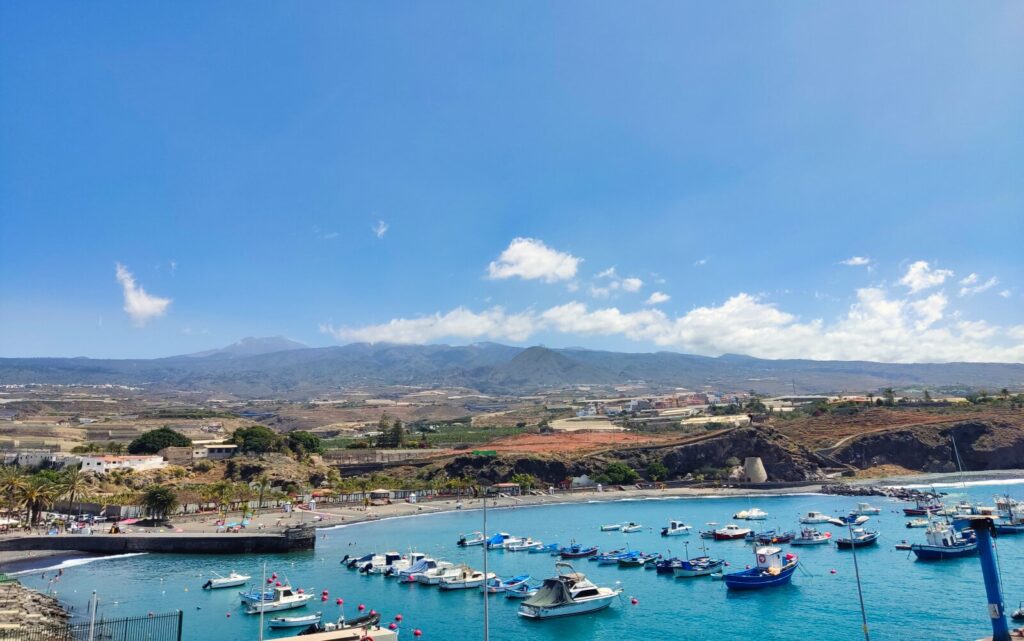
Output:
[
  {"xmin": 267, "ymin": 578, "xmax": 273, "ymax": 583},
  {"xmin": 370, "ymin": 610, "xmax": 377, "ymax": 616},
  {"xmin": 321, "ymin": 596, "xmax": 328, "ymax": 602},
  {"xmin": 358, "ymin": 604, "xmax": 366, "ymax": 611},
  {"xmin": 336, "ymin": 598, "xmax": 343, "ymax": 605},
  {"xmin": 226, "ymin": 613, "xmax": 231, "ymax": 618},
  {"xmin": 389, "ymin": 623, "xmax": 398, "ymax": 630},
  {"xmin": 413, "ymin": 630, "xmax": 422, "ymax": 637},
  {"xmin": 630, "ymin": 597, "xmax": 638, "ymax": 605},
  {"xmin": 830, "ymin": 569, "xmax": 837, "ymax": 574},
  {"xmin": 395, "ymin": 614, "xmax": 403, "ymax": 622}
]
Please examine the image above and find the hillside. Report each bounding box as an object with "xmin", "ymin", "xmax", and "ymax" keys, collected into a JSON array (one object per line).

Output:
[{"xmin": 1, "ymin": 341, "xmax": 1022, "ymax": 397}]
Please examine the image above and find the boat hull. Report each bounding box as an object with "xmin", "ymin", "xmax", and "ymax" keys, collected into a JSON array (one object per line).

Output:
[
  {"xmin": 723, "ymin": 563, "xmax": 797, "ymax": 590},
  {"xmin": 518, "ymin": 594, "xmax": 617, "ymax": 619},
  {"xmin": 911, "ymin": 543, "xmax": 978, "ymax": 560},
  {"xmin": 790, "ymin": 537, "xmax": 830, "ymax": 546},
  {"xmin": 674, "ymin": 560, "xmax": 724, "ymax": 578}
]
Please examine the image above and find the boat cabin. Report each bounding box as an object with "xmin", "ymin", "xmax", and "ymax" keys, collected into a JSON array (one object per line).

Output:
[{"xmin": 755, "ymin": 546, "xmax": 785, "ymax": 570}]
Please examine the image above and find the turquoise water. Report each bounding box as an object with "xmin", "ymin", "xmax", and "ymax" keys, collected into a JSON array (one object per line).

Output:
[{"xmin": 18, "ymin": 485, "xmax": 1024, "ymax": 641}]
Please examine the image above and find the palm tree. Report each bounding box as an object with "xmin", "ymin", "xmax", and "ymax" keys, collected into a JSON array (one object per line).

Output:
[
  {"xmin": 0, "ymin": 467, "xmax": 29, "ymax": 518},
  {"xmin": 140, "ymin": 485, "xmax": 178, "ymax": 522},
  {"xmin": 59, "ymin": 466, "xmax": 90, "ymax": 517},
  {"xmin": 252, "ymin": 475, "xmax": 271, "ymax": 515},
  {"xmin": 19, "ymin": 476, "xmax": 58, "ymax": 525}
]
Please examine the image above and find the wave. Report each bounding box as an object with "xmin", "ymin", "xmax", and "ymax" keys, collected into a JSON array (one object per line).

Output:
[
  {"xmin": 898, "ymin": 478, "xmax": 1024, "ymax": 490},
  {"xmin": 7, "ymin": 552, "xmax": 148, "ymax": 577}
]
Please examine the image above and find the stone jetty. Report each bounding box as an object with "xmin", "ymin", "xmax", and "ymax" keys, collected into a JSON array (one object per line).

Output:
[{"xmin": 0, "ymin": 581, "xmax": 69, "ymax": 637}]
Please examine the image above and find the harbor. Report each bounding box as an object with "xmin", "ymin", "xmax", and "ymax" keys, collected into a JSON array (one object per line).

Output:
[{"xmin": 11, "ymin": 481, "xmax": 1024, "ymax": 641}]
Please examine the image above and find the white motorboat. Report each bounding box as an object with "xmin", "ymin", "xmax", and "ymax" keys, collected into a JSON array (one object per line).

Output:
[
  {"xmin": 384, "ymin": 552, "xmax": 426, "ymax": 577},
  {"xmin": 790, "ymin": 527, "xmax": 832, "ymax": 546},
  {"xmin": 245, "ymin": 585, "xmax": 314, "ymax": 614},
  {"xmin": 906, "ymin": 518, "xmax": 930, "ymax": 528},
  {"xmin": 362, "ymin": 552, "xmax": 403, "ymax": 574},
  {"xmin": 661, "ymin": 520, "xmax": 692, "ymax": 537},
  {"xmin": 485, "ymin": 533, "xmax": 513, "ymax": 550},
  {"xmin": 734, "ymin": 508, "xmax": 767, "ymax": 520},
  {"xmin": 268, "ymin": 612, "xmax": 322, "ymax": 629},
  {"xmin": 713, "ymin": 524, "xmax": 752, "ymax": 540},
  {"xmin": 621, "ymin": 522, "xmax": 643, "ymax": 533},
  {"xmin": 518, "ymin": 562, "xmax": 622, "ymax": 619},
  {"xmin": 414, "ymin": 563, "xmax": 458, "ymax": 586},
  {"xmin": 398, "ymin": 556, "xmax": 440, "ymax": 581},
  {"xmin": 600, "ymin": 523, "xmax": 622, "ymax": 531},
  {"xmin": 798, "ymin": 511, "xmax": 831, "ymax": 524},
  {"xmin": 438, "ymin": 566, "xmax": 495, "ymax": 590},
  {"xmin": 457, "ymin": 531, "xmax": 485, "ymax": 546},
  {"xmin": 507, "ymin": 537, "xmax": 543, "ymax": 552},
  {"xmin": 202, "ymin": 571, "xmax": 250, "ymax": 590},
  {"xmin": 853, "ymin": 502, "xmax": 882, "ymax": 515},
  {"xmin": 501, "ymin": 536, "xmax": 526, "ymax": 550}
]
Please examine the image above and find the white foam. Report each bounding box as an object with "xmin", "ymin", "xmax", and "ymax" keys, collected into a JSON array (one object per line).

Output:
[
  {"xmin": 897, "ymin": 477, "xmax": 1024, "ymax": 490},
  {"xmin": 7, "ymin": 552, "xmax": 148, "ymax": 577}
]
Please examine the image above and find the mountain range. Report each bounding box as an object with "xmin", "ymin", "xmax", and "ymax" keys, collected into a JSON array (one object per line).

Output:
[{"xmin": 1, "ymin": 339, "xmax": 1021, "ymax": 398}]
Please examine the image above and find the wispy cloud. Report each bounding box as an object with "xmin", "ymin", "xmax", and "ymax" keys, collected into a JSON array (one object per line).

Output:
[
  {"xmin": 321, "ymin": 306, "xmax": 536, "ymax": 344},
  {"xmin": 958, "ymin": 273, "xmax": 999, "ymax": 297},
  {"xmin": 115, "ymin": 263, "xmax": 171, "ymax": 326},
  {"xmin": 694, "ymin": 258, "xmax": 708, "ymax": 267},
  {"xmin": 840, "ymin": 256, "xmax": 871, "ymax": 267},
  {"xmin": 999, "ymin": 289, "xmax": 1012, "ymax": 299},
  {"xmin": 372, "ymin": 220, "xmax": 389, "ymax": 239},
  {"xmin": 621, "ymin": 277, "xmax": 643, "ymax": 292},
  {"xmin": 645, "ymin": 291, "xmax": 671, "ymax": 305},
  {"xmin": 487, "ymin": 237, "xmax": 580, "ymax": 283},
  {"xmin": 899, "ymin": 260, "xmax": 953, "ymax": 293}
]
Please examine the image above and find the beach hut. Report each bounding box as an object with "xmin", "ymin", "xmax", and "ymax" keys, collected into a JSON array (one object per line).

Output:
[{"xmin": 369, "ymin": 489, "xmax": 392, "ymax": 506}]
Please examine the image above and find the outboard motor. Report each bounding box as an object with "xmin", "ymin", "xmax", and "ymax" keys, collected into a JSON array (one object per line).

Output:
[
  {"xmin": 340, "ymin": 554, "xmax": 350, "ymax": 566},
  {"xmin": 202, "ymin": 579, "xmax": 213, "ymax": 590},
  {"xmin": 359, "ymin": 562, "xmax": 372, "ymax": 574}
]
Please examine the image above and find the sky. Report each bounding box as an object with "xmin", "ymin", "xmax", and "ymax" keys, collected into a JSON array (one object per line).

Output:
[{"xmin": 1, "ymin": 2, "xmax": 1022, "ymax": 362}]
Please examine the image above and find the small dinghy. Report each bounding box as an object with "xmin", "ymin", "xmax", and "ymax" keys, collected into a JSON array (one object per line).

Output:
[
  {"xmin": 1012, "ymin": 602, "xmax": 1024, "ymax": 621},
  {"xmin": 484, "ymin": 574, "xmax": 531, "ymax": 593},
  {"xmin": 559, "ymin": 543, "xmax": 598, "ymax": 559},
  {"xmin": 791, "ymin": 527, "xmax": 831, "ymax": 546},
  {"xmin": 507, "ymin": 538, "xmax": 543, "ymax": 552},
  {"xmin": 853, "ymin": 502, "xmax": 882, "ymax": 515},
  {"xmin": 298, "ymin": 612, "xmax": 381, "ymax": 636},
  {"xmin": 617, "ymin": 552, "xmax": 657, "ymax": 567},
  {"xmin": 269, "ymin": 612, "xmax": 322, "ymax": 629},
  {"xmin": 799, "ymin": 511, "xmax": 831, "ymax": 524},
  {"xmin": 438, "ymin": 566, "xmax": 495, "ymax": 590},
  {"xmin": 621, "ymin": 522, "xmax": 643, "ymax": 533},
  {"xmin": 835, "ymin": 528, "xmax": 880, "ymax": 549},
  {"xmin": 600, "ymin": 523, "xmax": 622, "ymax": 532},
  {"xmin": 457, "ymin": 531, "xmax": 485, "ymax": 547},
  {"xmin": 594, "ymin": 548, "xmax": 628, "ymax": 565},
  {"xmin": 655, "ymin": 557, "xmax": 682, "ymax": 574},
  {"xmin": 529, "ymin": 543, "xmax": 559, "ymax": 555},
  {"xmin": 673, "ymin": 540, "xmax": 724, "ymax": 578},
  {"xmin": 505, "ymin": 582, "xmax": 541, "ymax": 599},
  {"xmin": 906, "ymin": 518, "xmax": 929, "ymax": 528},
  {"xmin": 828, "ymin": 514, "xmax": 870, "ymax": 527}
]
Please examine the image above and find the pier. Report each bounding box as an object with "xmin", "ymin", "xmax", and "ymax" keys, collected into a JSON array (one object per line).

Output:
[{"xmin": 0, "ymin": 525, "xmax": 316, "ymax": 555}]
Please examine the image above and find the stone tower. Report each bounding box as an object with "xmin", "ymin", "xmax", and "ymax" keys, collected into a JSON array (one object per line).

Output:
[{"xmin": 743, "ymin": 457, "xmax": 767, "ymax": 483}]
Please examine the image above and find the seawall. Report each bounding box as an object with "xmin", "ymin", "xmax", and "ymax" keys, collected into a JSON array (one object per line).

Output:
[{"xmin": 0, "ymin": 525, "xmax": 316, "ymax": 555}]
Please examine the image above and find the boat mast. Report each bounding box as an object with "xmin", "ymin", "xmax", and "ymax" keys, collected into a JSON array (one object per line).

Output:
[
  {"xmin": 259, "ymin": 561, "xmax": 266, "ymax": 641},
  {"xmin": 847, "ymin": 522, "xmax": 870, "ymax": 641},
  {"xmin": 482, "ymin": 487, "xmax": 489, "ymax": 641},
  {"xmin": 951, "ymin": 434, "xmax": 966, "ymax": 490}
]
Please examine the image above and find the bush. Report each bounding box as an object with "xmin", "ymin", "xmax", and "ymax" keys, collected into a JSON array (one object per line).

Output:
[
  {"xmin": 346, "ymin": 441, "xmax": 369, "ymax": 449},
  {"xmin": 646, "ymin": 461, "xmax": 669, "ymax": 481},
  {"xmin": 230, "ymin": 425, "xmax": 283, "ymax": 454},
  {"xmin": 602, "ymin": 462, "xmax": 639, "ymax": 484},
  {"xmin": 192, "ymin": 460, "xmax": 215, "ymax": 473},
  {"xmin": 128, "ymin": 428, "xmax": 191, "ymax": 455},
  {"xmin": 286, "ymin": 431, "xmax": 324, "ymax": 456}
]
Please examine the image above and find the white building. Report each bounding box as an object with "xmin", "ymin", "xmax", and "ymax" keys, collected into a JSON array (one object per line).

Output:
[{"xmin": 77, "ymin": 455, "xmax": 166, "ymax": 474}]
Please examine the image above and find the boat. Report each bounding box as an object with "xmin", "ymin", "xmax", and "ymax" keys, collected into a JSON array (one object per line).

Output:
[
  {"xmin": 699, "ymin": 522, "xmax": 719, "ymax": 539},
  {"xmin": 484, "ymin": 574, "xmax": 531, "ymax": 593},
  {"xmin": 485, "ymin": 533, "xmax": 513, "ymax": 550},
  {"xmin": 245, "ymin": 585, "xmax": 315, "ymax": 614},
  {"xmin": 438, "ymin": 566, "xmax": 495, "ymax": 591},
  {"xmin": 995, "ymin": 495, "xmax": 1024, "ymax": 535},
  {"xmin": 723, "ymin": 547, "xmax": 798, "ymax": 590},
  {"xmin": 594, "ymin": 549, "xmax": 629, "ymax": 565},
  {"xmin": 501, "ymin": 536, "xmax": 526, "ymax": 550},
  {"xmin": 414, "ymin": 563, "xmax": 459, "ymax": 586},
  {"xmin": 618, "ymin": 552, "xmax": 659, "ymax": 567},
  {"xmin": 906, "ymin": 518, "xmax": 930, "ymax": 528},
  {"xmin": 799, "ymin": 511, "xmax": 831, "ymax": 524},
  {"xmin": 559, "ymin": 543, "xmax": 598, "ymax": 559},
  {"xmin": 621, "ymin": 522, "xmax": 643, "ymax": 533},
  {"xmin": 358, "ymin": 552, "xmax": 403, "ymax": 574},
  {"xmin": 457, "ymin": 531, "xmax": 485, "ymax": 547},
  {"xmin": 661, "ymin": 520, "xmax": 692, "ymax": 537},
  {"xmin": 895, "ymin": 541, "xmax": 912, "ymax": 551},
  {"xmin": 853, "ymin": 502, "xmax": 882, "ymax": 515},
  {"xmin": 791, "ymin": 527, "xmax": 831, "ymax": 546},
  {"xmin": 507, "ymin": 538, "xmax": 543, "ymax": 552},
  {"xmin": 754, "ymin": 530, "xmax": 795, "ymax": 545},
  {"xmin": 835, "ymin": 528, "xmax": 880, "ymax": 549},
  {"xmin": 713, "ymin": 524, "xmax": 752, "ymax": 540},
  {"xmin": 399, "ymin": 557, "xmax": 441, "ymax": 581},
  {"xmin": 911, "ymin": 521, "xmax": 978, "ymax": 560},
  {"xmin": 518, "ymin": 562, "xmax": 622, "ymax": 619},
  {"xmin": 600, "ymin": 523, "xmax": 622, "ymax": 531},
  {"xmin": 202, "ymin": 571, "xmax": 250, "ymax": 590},
  {"xmin": 296, "ymin": 612, "xmax": 382, "ymax": 636},
  {"xmin": 654, "ymin": 557, "xmax": 682, "ymax": 574},
  {"xmin": 673, "ymin": 540, "xmax": 724, "ymax": 578},
  {"xmin": 733, "ymin": 508, "xmax": 767, "ymax": 520},
  {"xmin": 505, "ymin": 582, "xmax": 541, "ymax": 599},
  {"xmin": 239, "ymin": 586, "xmax": 275, "ymax": 604},
  {"xmin": 903, "ymin": 498, "xmax": 943, "ymax": 516},
  {"xmin": 342, "ymin": 553, "xmax": 374, "ymax": 570},
  {"xmin": 827, "ymin": 514, "xmax": 870, "ymax": 527},
  {"xmin": 269, "ymin": 612, "xmax": 323, "ymax": 629},
  {"xmin": 1012, "ymin": 602, "xmax": 1024, "ymax": 621},
  {"xmin": 529, "ymin": 543, "xmax": 560, "ymax": 554},
  {"xmin": 384, "ymin": 552, "xmax": 426, "ymax": 577}
]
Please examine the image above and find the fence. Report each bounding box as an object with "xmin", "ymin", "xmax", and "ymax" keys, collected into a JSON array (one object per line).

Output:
[{"xmin": 0, "ymin": 611, "xmax": 182, "ymax": 641}]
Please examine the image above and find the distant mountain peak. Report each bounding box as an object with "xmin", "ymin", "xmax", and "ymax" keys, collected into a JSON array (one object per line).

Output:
[{"xmin": 185, "ymin": 336, "xmax": 307, "ymax": 359}]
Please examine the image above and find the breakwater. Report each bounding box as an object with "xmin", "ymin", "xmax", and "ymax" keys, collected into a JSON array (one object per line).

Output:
[{"xmin": 0, "ymin": 525, "xmax": 316, "ymax": 555}]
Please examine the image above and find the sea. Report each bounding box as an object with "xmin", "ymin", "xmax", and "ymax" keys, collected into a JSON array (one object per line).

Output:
[{"xmin": 16, "ymin": 478, "xmax": 1024, "ymax": 641}]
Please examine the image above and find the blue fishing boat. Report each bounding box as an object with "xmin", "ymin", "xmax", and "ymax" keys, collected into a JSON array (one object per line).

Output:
[
  {"xmin": 594, "ymin": 549, "xmax": 629, "ymax": 565},
  {"xmin": 911, "ymin": 522, "xmax": 978, "ymax": 560},
  {"xmin": 529, "ymin": 543, "xmax": 560, "ymax": 554},
  {"xmin": 654, "ymin": 557, "xmax": 681, "ymax": 574},
  {"xmin": 723, "ymin": 547, "xmax": 797, "ymax": 590},
  {"xmin": 484, "ymin": 574, "xmax": 531, "ymax": 593},
  {"xmin": 558, "ymin": 542, "xmax": 598, "ymax": 559},
  {"xmin": 618, "ymin": 552, "xmax": 659, "ymax": 567},
  {"xmin": 673, "ymin": 556, "xmax": 724, "ymax": 578}
]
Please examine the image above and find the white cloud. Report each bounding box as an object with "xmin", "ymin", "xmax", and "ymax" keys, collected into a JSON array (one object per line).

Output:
[
  {"xmin": 327, "ymin": 287, "xmax": 1024, "ymax": 362},
  {"xmin": 899, "ymin": 260, "xmax": 953, "ymax": 293},
  {"xmin": 487, "ymin": 237, "xmax": 580, "ymax": 283},
  {"xmin": 589, "ymin": 286, "xmax": 612, "ymax": 299},
  {"xmin": 621, "ymin": 277, "xmax": 643, "ymax": 292},
  {"xmin": 645, "ymin": 291, "xmax": 671, "ymax": 305},
  {"xmin": 694, "ymin": 258, "xmax": 708, "ymax": 267},
  {"xmin": 169, "ymin": 259, "xmax": 177, "ymax": 273},
  {"xmin": 115, "ymin": 263, "xmax": 171, "ymax": 326},
  {"xmin": 320, "ymin": 306, "xmax": 536, "ymax": 344},
  {"xmin": 596, "ymin": 267, "xmax": 617, "ymax": 279},
  {"xmin": 372, "ymin": 220, "xmax": 389, "ymax": 239},
  {"xmin": 999, "ymin": 289, "xmax": 1012, "ymax": 299},
  {"xmin": 840, "ymin": 256, "xmax": 871, "ymax": 266},
  {"xmin": 959, "ymin": 273, "xmax": 999, "ymax": 297}
]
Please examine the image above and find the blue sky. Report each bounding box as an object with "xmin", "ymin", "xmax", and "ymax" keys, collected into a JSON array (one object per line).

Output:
[{"xmin": 1, "ymin": 2, "xmax": 1022, "ymax": 361}]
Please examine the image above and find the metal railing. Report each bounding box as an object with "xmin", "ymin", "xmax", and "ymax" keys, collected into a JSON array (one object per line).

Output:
[{"xmin": 0, "ymin": 611, "xmax": 182, "ymax": 641}]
